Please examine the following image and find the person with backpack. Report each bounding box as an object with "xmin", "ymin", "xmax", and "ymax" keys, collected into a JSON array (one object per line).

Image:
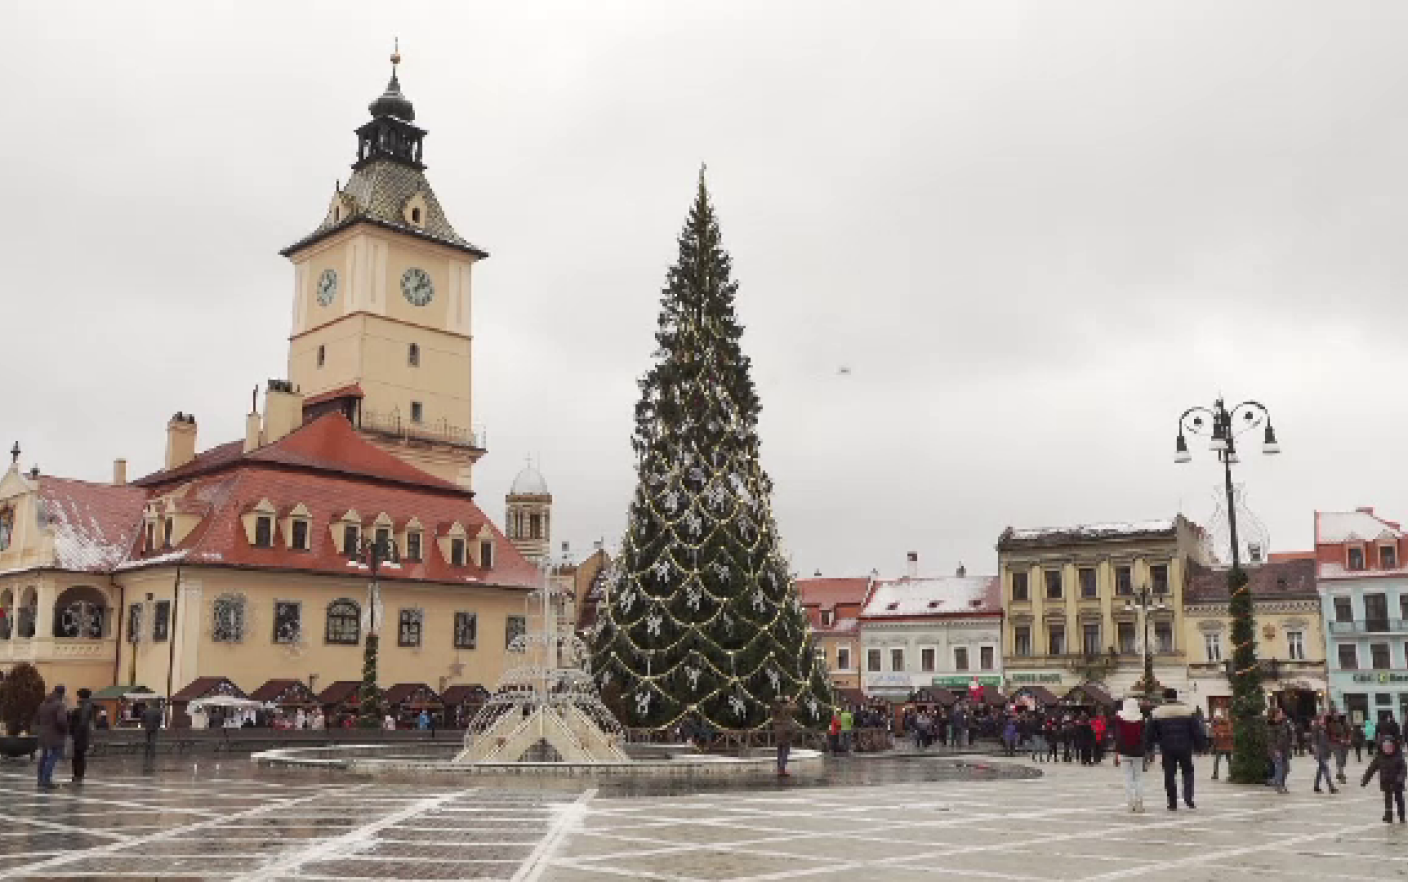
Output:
[
  {"xmin": 1145, "ymin": 687, "xmax": 1207, "ymax": 811},
  {"xmin": 1113, "ymin": 698, "xmax": 1148, "ymax": 813}
]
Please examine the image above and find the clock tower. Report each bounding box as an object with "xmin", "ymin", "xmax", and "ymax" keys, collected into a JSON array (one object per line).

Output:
[{"xmin": 281, "ymin": 49, "xmax": 487, "ymax": 490}]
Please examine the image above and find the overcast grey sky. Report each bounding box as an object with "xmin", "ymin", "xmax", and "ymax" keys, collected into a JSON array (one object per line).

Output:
[{"xmin": 5, "ymin": 1, "xmax": 1407, "ymax": 579}]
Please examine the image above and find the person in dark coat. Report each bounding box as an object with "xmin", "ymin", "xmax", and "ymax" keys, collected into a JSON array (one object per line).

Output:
[
  {"xmin": 1269, "ymin": 707, "xmax": 1295, "ymax": 793},
  {"xmin": 1380, "ymin": 715, "xmax": 1403, "ymax": 749},
  {"xmin": 1145, "ymin": 687, "xmax": 1207, "ymax": 811},
  {"xmin": 69, "ymin": 688, "xmax": 95, "ymax": 784},
  {"xmin": 34, "ymin": 685, "xmax": 69, "ymax": 791},
  {"xmin": 1361, "ymin": 737, "xmax": 1407, "ymax": 824},
  {"xmin": 140, "ymin": 701, "xmax": 164, "ymax": 759},
  {"xmin": 772, "ymin": 700, "xmax": 797, "ymax": 777}
]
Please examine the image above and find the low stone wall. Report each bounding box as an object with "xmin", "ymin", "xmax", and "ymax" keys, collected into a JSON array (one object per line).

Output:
[{"xmin": 85, "ymin": 728, "xmax": 456, "ymax": 757}]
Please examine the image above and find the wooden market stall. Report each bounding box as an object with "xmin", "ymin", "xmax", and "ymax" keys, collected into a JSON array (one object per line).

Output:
[
  {"xmin": 249, "ymin": 679, "xmax": 321, "ymax": 726},
  {"xmin": 170, "ymin": 677, "xmax": 248, "ymax": 728},
  {"xmin": 440, "ymin": 683, "xmax": 490, "ymax": 728},
  {"xmin": 90, "ymin": 684, "xmax": 158, "ymax": 729},
  {"xmin": 383, "ymin": 682, "xmax": 443, "ymax": 727},
  {"xmin": 316, "ymin": 680, "xmax": 363, "ymax": 728}
]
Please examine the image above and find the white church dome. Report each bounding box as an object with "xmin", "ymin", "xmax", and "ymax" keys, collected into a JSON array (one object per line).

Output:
[{"xmin": 509, "ymin": 465, "xmax": 550, "ymax": 496}]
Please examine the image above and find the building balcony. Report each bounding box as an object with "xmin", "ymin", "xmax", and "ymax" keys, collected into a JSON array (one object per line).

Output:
[
  {"xmin": 1329, "ymin": 619, "xmax": 1408, "ymax": 636},
  {"xmin": 360, "ymin": 409, "xmax": 485, "ymax": 451}
]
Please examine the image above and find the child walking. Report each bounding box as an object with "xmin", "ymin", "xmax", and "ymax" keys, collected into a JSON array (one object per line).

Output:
[
  {"xmin": 1361, "ymin": 737, "xmax": 1407, "ymax": 824},
  {"xmin": 1113, "ymin": 698, "xmax": 1147, "ymax": 813}
]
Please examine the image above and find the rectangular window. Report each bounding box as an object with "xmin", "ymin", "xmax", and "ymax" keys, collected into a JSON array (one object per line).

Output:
[
  {"xmin": 1401, "ymin": 595, "xmax": 1408, "ymax": 622},
  {"xmin": 410, "ymin": 401, "xmax": 424, "ymax": 424},
  {"xmin": 867, "ymin": 648, "xmax": 882, "ymax": 672},
  {"xmin": 451, "ymin": 537, "xmax": 466, "ymax": 566},
  {"xmin": 453, "ymin": 612, "xmax": 477, "ymax": 649},
  {"xmin": 273, "ymin": 601, "xmax": 301, "ymax": 644},
  {"xmin": 1154, "ymin": 621, "xmax": 1173, "ymax": 654},
  {"xmin": 820, "ymin": 610, "xmax": 835, "ymax": 627},
  {"xmin": 407, "ymin": 531, "xmax": 422, "ymax": 561},
  {"xmin": 837, "ymin": 647, "xmax": 851, "ymax": 670},
  {"xmin": 506, "ymin": 615, "xmax": 526, "ymax": 648},
  {"xmin": 1151, "ymin": 564, "xmax": 1169, "ymax": 595},
  {"xmin": 980, "ymin": 646, "xmax": 995, "ymax": 670},
  {"xmin": 1118, "ymin": 621, "xmax": 1136, "ymax": 654},
  {"xmin": 1205, "ymin": 632, "xmax": 1222, "ymax": 662},
  {"xmin": 480, "ymin": 540, "xmax": 494, "ymax": 569},
  {"xmin": 254, "ymin": 516, "xmax": 272, "ymax": 548},
  {"xmin": 1014, "ymin": 626, "xmax": 1031, "ymax": 657},
  {"xmin": 375, "ymin": 527, "xmax": 391, "ymax": 554},
  {"xmin": 921, "ymin": 648, "xmax": 936, "ymax": 672},
  {"xmin": 1048, "ymin": 625, "xmax": 1065, "ymax": 656},
  {"xmin": 1338, "ymin": 644, "xmax": 1359, "ymax": 670},
  {"xmin": 126, "ymin": 604, "xmax": 142, "ymax": 644},
  {"xmin": 1382, "ymin": 546, "xmax": 1398, "ymax": 570},
  {"xmin": 530, "ymin": 514, "xmax": 543, "ymax": 540},
  {"xmin": 891, "ymin": 648, "xmax": 905, "ymax": 671},
  {"xmin": 408, "ymin": 343, "xmax": 420, "ymax": 367},
  {"xmin": 1115, "ymin": 566, "xmax": 1133, "ymax": 596},
  {"xmin": 1286, "ymin": 630, "xmax": 1305, "ymax": 661},
  {"xmin": 163, "ymin": 519, "xmax": 173, "ymax": 548},
  {"xmin": 1371, "ymin": 642, "xmax": 1391, "ymax": 670},
  {"xmin": 1365, "ymin": 594, "xmax": 1389, "ymax": 631},
  {"xmin": 1349, "ymin": 547, "xmax": 1365, "ymax": 570},
  {"xmin": 1334, "ymin": 597, "xmax": 1353, "ymax": 623},
  {"xmin": 1079, "ymin": 568, "xmax": 1097, "ymax": 598},
  {"xmin": 954, "ymin": 647, "xmax": 969, "ymax": 671},
  {"xmin": 1082, "ymin": 623, "xmax": 1100, "ymax": 656},
  {"xmin": 1011, "ymin": 572, "xmax": 1029, "ymax": 602},
  {"xmin": 145, "ymin": 521, "xmax": 155, "ymax": 552},
  {"xmin": 1044, "ymin": 569, "xmax": 1062, "ymax": 600},
  {"xmin": 344, "ymin": 525, "xmax": 360, "ymax": 558},
  {"xmin": 398, "ymin": 608, "xmax": 423, "ymax": 648},
  {"xmin": 153, "ymin": 600, "xmax": 170, "ymax": 643},
  {"xmin": 291, "ymin": 519, "xmax": 308, "ymax": 550}
]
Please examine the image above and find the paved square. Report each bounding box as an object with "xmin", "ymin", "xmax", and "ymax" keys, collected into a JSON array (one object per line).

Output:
[{"xmin": 0, "ymin": 754, "xmax": 1402, "ymax": 880}]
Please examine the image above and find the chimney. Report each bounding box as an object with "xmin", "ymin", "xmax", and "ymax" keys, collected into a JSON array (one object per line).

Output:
[
  {"xmin": 164, "ymin": 413, "xmax": 197, "ymax": 471},
  {"xmin": 956, "ymin": 562, "xmax": 966, "ymax": 578},
  {"xmin": 243, "ymin": 385, "xmax": 263, "ymax": 453},
  {"xmin": 112, "ymin": 459, "xmax": 127, "ymax": 486},
  {"xmin": 906, "ymin": 551, "xmax": 918, "ymax": 579},
  {"xmin": 263, "ymin": 380, "xmax": 305, "ymax": 444},
  {"xmin": 1357, "ymin": 506, "xmax": 1375, "ymax": 515}
]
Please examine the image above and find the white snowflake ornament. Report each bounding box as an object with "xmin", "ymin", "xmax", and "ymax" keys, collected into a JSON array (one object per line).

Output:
[
  {"xmin": 729, "ymin": 695, "xmax": 746, "ymax": 718},
  {"xmin": 646, "ymin": 614, "xmax": 663, "ymax": 637},
  {"xmin": 635, "ymin": 691, "xmax": 652, "ymax": 716}
]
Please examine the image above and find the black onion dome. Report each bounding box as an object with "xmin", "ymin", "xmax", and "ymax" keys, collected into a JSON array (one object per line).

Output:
[{"xmin": 368, "ymin": 70, "xmax": 415, "ymax": 122}]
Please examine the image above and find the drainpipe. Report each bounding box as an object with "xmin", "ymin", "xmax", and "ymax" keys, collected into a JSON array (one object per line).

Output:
[
  {"xmin": 164, "ymin": 564, "xmax": 183, "ymax": 726},
  {"xmin": 110, "ymin": 576, "xmax": 125, "ymax": 688}
]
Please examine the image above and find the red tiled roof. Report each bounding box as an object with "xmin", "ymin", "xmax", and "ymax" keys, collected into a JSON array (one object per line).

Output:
[
  {"xmin": 35, "ymin": 477, "xmax": 146, "ymax": 573},
  {"xmin": 302, "ymin": 383, "xmax": 365, "ymax": 409},
  {"xmin": 1186, "ymin": 559, "xmax": 1317, "ymax": 604},
  {"xmin": 171, "ymin": 676, "xmax": 246, "ymax": 703},
  {"xmin": 134, "ymin": 440, "xmax": 244, "ymax": 488},
  {"xmin": 317, "ymin": 680, "xmax": 362, "ymax": 705},
  {"xmin": 796, "ymin": 577, "xmax": 871, "ymax": 610}
]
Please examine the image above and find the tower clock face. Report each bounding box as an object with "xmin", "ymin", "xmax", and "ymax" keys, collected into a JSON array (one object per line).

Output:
[
  {"xmin": 401, "ymin": 267, "xmax": 434, "ymax": 306},
  {"xmin": 316, "ymin": 269, "xmax": 338, "ymax": 306}
]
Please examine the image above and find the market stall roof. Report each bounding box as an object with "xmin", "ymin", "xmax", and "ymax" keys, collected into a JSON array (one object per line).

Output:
[
  {"xmin": 1010, "ymin": 685, "xmax": 1061, "ymax": 706},
  {"xmin": 1063, "ymin": 682, "xmax": 1115, "ymax": 708},
  {"xmin": 189, "ymin": 696, "xmax": 269, "ymax": 711},
  {"xmin": 977, "ymin": 684, "xmax": 1007, "ymax": 706},
  {"xmin": 317, "ymin": 680, "xmax": 362, "ymax": 706},
  {"xmin": 440, "ymin": 684, "xmax": 490, "ymax": 706},
  {"xmin": 910, "ymin": 687, "xmax": 959, "ymax": 706},
  {"xmin": 383, "ymin": 682, "xmax": 442, "ymax": 707},
  {"xmin": 171, "ymin": 676, "xmax": 246, "ymax": 703},
  {"xmin": 249, "ymin": 679, "xmax": 319, "ymax": 705},
  {"xmin": 834, "ymin": 688, "xmax": 868, "ymax": 708},
  {"xmin": 92, "ymin": 684, "xmax": 155, "ymax": 701}
]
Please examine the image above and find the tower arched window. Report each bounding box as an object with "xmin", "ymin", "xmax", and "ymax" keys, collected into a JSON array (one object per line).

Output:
[
  {"xmin": 317, "ymin": 345, "xmax": 326, "ymax": 368},
  {"xmin": 530, "ymin": 513, "xmax": 542, "ymax": 540},
  {"xmin": 408, "ymin": 343, "xmax": 420, "ymax": 367},
  {"xmin": 326, "ymin": 599, "xmax": 361, "ymax": 645}
]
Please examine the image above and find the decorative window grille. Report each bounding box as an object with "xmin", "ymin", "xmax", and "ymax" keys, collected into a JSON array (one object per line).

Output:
[
  {"xmin": 326, "ymin": 599, "xmax": 360, "ymax": 645},
  {"xmin": 273, "ymin": 601, "xmax": 302, "ymax": 645},
  {"xmin": 398, "ymin": 608, "xmax": 423, "ymax": 647},
  {"xmin": 454, "ymin": 612, "xmax": 477, "ymax": 649},
  {"xmin": 506, "ymin": 615, "xmax": 526, "ymax": 648},
  {"xmin": 212, "ymin": 594, "xmax": 246, "ymax": 643},
  {"xmin": 153, "ymin": 601, "xmax": 171, "ymax": 642}
]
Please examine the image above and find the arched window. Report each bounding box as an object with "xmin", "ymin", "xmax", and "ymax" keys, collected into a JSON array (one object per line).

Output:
[
  {"xmin": 0, "ymin": 505, "xmax": 13, "ymax": 551},
  {"xmin": 211, "ymin": 594, "xmax": 246, "ymax": 643},
  {"xmin": 326, "ymin": 599, "xmax": 361, "ymax": 645},
  {"xmin": 0, "ymin": 587, "xmax": 12, "ymax": 640},
  {"xmin": 53, "ymin": 585, "xmax": 107, "ymax": 640},
  {"xmin": 16, "ymin": 586, "xmax": 37, "ymax": 639}
]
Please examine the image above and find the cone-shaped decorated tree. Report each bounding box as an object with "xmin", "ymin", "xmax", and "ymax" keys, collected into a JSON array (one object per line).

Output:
[
  {"xmin": 591, "ymin": 170, "xmax": 833, "ymax": 732},
  {"xmin": 1227, "ymin": 566, "xmax": 1269, "ymax": 782}
]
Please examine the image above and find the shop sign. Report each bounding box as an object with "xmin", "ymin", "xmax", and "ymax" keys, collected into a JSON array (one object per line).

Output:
[
  {"xmin": 865, "ymin": 673, "xmax": 912, "ymax": 690},
  {"xmin": 1352, "ymin": 672, "xmax": 1408, "ymax": 685},
  {"xmin": 1007, "ymin": 672, "xmax": 1063, "ymax": 685},
  {"xmin": 932, "ymin": 675, "xmax": 1003, "ymax": 689}
]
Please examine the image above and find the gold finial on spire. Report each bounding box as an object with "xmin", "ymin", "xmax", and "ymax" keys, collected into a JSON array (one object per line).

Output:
[{"xmin": 391, "ymin": 37, "xmax": 401, "ymax": 68}]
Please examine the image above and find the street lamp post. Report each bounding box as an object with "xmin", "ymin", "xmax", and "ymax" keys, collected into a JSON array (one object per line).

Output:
[
  {"xmin": 356, "ymin": 534, "xmax": 397, "ymax": 728},
  {"xmin": 1125, "ymin": 582, "xmax": 1166, "ymax": 697},
  {"xmin": 1173, "ymin": 397, "xmax": 1280, "ymax": 783}
]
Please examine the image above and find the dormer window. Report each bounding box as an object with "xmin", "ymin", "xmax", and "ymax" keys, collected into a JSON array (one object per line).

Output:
[
  {"xmin": 375, "ymin": 527, "xmax": 391, "ymax": 554},
  {"xmin": 145, "ymin": 521, "xmax": 155, "ymax": 552},
  {"xmin": 886, "ymin": 601, "xmax": 899, "ymax": 611},
  {"xmin": 291, "ymin": 518, "xmax": 309, "ymax": 551},
  {"xmin": 411, "ymin": 207, "xmax": 422, "ymax": 225},
  {"xmin": 451, "ymin": 537, "xmax": 466, "ymax": 566},
  {"xmin": 408, "ymin": 343, "xmax": 420, "ymax": 367},
  {"xmin": 1348, "ymin": 546, "xmax": 1366, "ymax": 571},
  {"xmin": 406, "ymin": 530, "xmax": 422, "ymax": 562},
  {"xmin": 820, "ymin": 610, "xmax": 834, "ymax": 626},
  {"xmin": 1381, "ymin": 545, "xmax": 1398, "ymax": 570},
  {"xmin": 344, "ymin": 525, "xmax": 360, "ymax": 559},
  {"xmin": 479, "ymin": 540, "xmax": 493, "ymax": 569},
  {"xmin": 254, "ymin": 516, "xmax": 273, "ymax": 548},
  {"xmin": 163, "ymin": 519, "xmax": 173, "ymax": 549}
]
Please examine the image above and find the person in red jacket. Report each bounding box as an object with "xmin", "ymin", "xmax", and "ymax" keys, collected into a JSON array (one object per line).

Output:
[
  {"xmin": 1091, "ymin": 714, "xmax": 1108, "ymax": 764},
  {"xmin": 1112, "ymin": 697, "xmax": 1147, "ymax": 813}
]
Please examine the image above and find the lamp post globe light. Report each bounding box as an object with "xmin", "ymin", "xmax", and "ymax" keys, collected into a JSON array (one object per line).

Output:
[
  {"xmin": 1125, "ymin": 582, "xmax": 1166, "ymax": 698},
  {"xmin": 1174, "ymin": 397, "xmax": 1279, "ymax": 784}
]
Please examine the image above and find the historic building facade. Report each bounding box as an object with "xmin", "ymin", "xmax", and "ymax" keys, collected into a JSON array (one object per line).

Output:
[
  {"xmin": 797, "ymin": 575, "xmax": 872, "ymax": 696},
  {"xmin": 858, "ymin": 561, "xmax": 1002, "ymax": 701},
  {"xmin": 998, "ymin": 517, "xmax": 1211, "ymax": 699},
  {"xmin": 0, "ymin": 58, "xmax": 545, "ymax": 708},
  {"xmin": 1183, "ymin": 555, "xmax": 1327, "ymax": 720},
  {"xmin": 1317, "ymin": 508, "xmax": 1408, "ymax": 726}
]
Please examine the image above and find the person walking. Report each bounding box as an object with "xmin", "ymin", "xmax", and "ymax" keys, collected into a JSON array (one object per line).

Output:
[
  {"xmin": 141, "ymin": 700, "xmax": 164, "ymax": 760},
  {"xmin": 1209, "ymin": 710, "xmax": 1233, "ymax": 780},
  {"xmin": 1311, "ymin": 714, "xmax": 1339, "ymax": 794},
  {"xmin": 1365, "ymin": 717, "xmax": 1378, "ymax": 752},
  {"xmin": 69, "ymin": 688, "xmax": 95, "ymax": 785},
  {"xmin": 1329, "ymin": 711, "xmax": 1351, "ymax": 785},
  {"xmin": 1145, "ymin": 687, "xmax": 1206, "ymax": 811},
  {"xmin": 1362, "ymin": 737, "xmax": 1407, "ymax": 824},
  {"xmin": 1380, "ymin": 715, "xmax": 1403, "ymax": 749},
  {"xmin": 1002, "ymin": 714, "xmax": 1018, "ymax": 757},
  {"xmin": 839, "ymin": 706, "xmax": 854, "ymax": 754},
  {"xmin": 1092, "ymin": 713, "xmax": 1108, "ymax": 764},
  {"xmin": 35, "ymin": 685, "xmax": 69, "ymax": 791},
  {"xmin": 1113, "ymin": 698, "xmax": 1148, "ymax": 812},
  {"xmin": 1353, "ymin": 721, "xmax": 1367, "ymax": 763},
  {"xmin": 772, "ymin": 699, "xmax": 797, "ymax": 777},
  {"xmin": 1044, "ymin": 714, "xmax": 1060, "ymax": 763},
  {"xmin": 1270, "ymin": 707, "xmax": 1295, "ymax": 794},
  {"xmin": 951, "ymin": 704, "xmax": 968, "ymax": 750}
]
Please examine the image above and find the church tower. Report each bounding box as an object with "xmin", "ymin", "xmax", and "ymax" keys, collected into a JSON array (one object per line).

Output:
[
  {"xmin": 282, "ymin": 47, "xmax": 486, "ymax": 490},
  {"xmin": 505, "ymin": 462, "xmax": 551, "ymax": 564}
]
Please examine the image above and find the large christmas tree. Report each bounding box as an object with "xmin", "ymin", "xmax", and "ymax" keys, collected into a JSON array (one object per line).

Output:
[{"xmin": 591, "ymin": 171, "xmax": 833, "ymax": 732}]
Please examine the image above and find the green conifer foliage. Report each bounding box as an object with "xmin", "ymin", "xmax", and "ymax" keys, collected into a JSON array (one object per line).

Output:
[
  {"xmin": 358, "ymin": 633, "xmax": 383, "ymax": 728},
  {"xmin": 590, "ymin": 171, "xmax": 833, "ymax": 732},
  {"xmin": 1227, "ymin": 566, "xmax": 1269, "ymax": 782}
]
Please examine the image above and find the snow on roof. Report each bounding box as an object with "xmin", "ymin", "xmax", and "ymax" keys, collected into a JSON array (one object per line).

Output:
[
  {"xmin": 37, "ymin": 478, "xmax": 146, "ymax": 573},
  {"xmin": 860, "ymin": 575, "xmax": 1001, "ymax": 618},
  {"xmin": 1317, "ymin": 510, "xmax": 1403, "ymax": 545},
  {"xmin": 1000, "ymin": 519, "xmax": 1177, "ymax": 548}
]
